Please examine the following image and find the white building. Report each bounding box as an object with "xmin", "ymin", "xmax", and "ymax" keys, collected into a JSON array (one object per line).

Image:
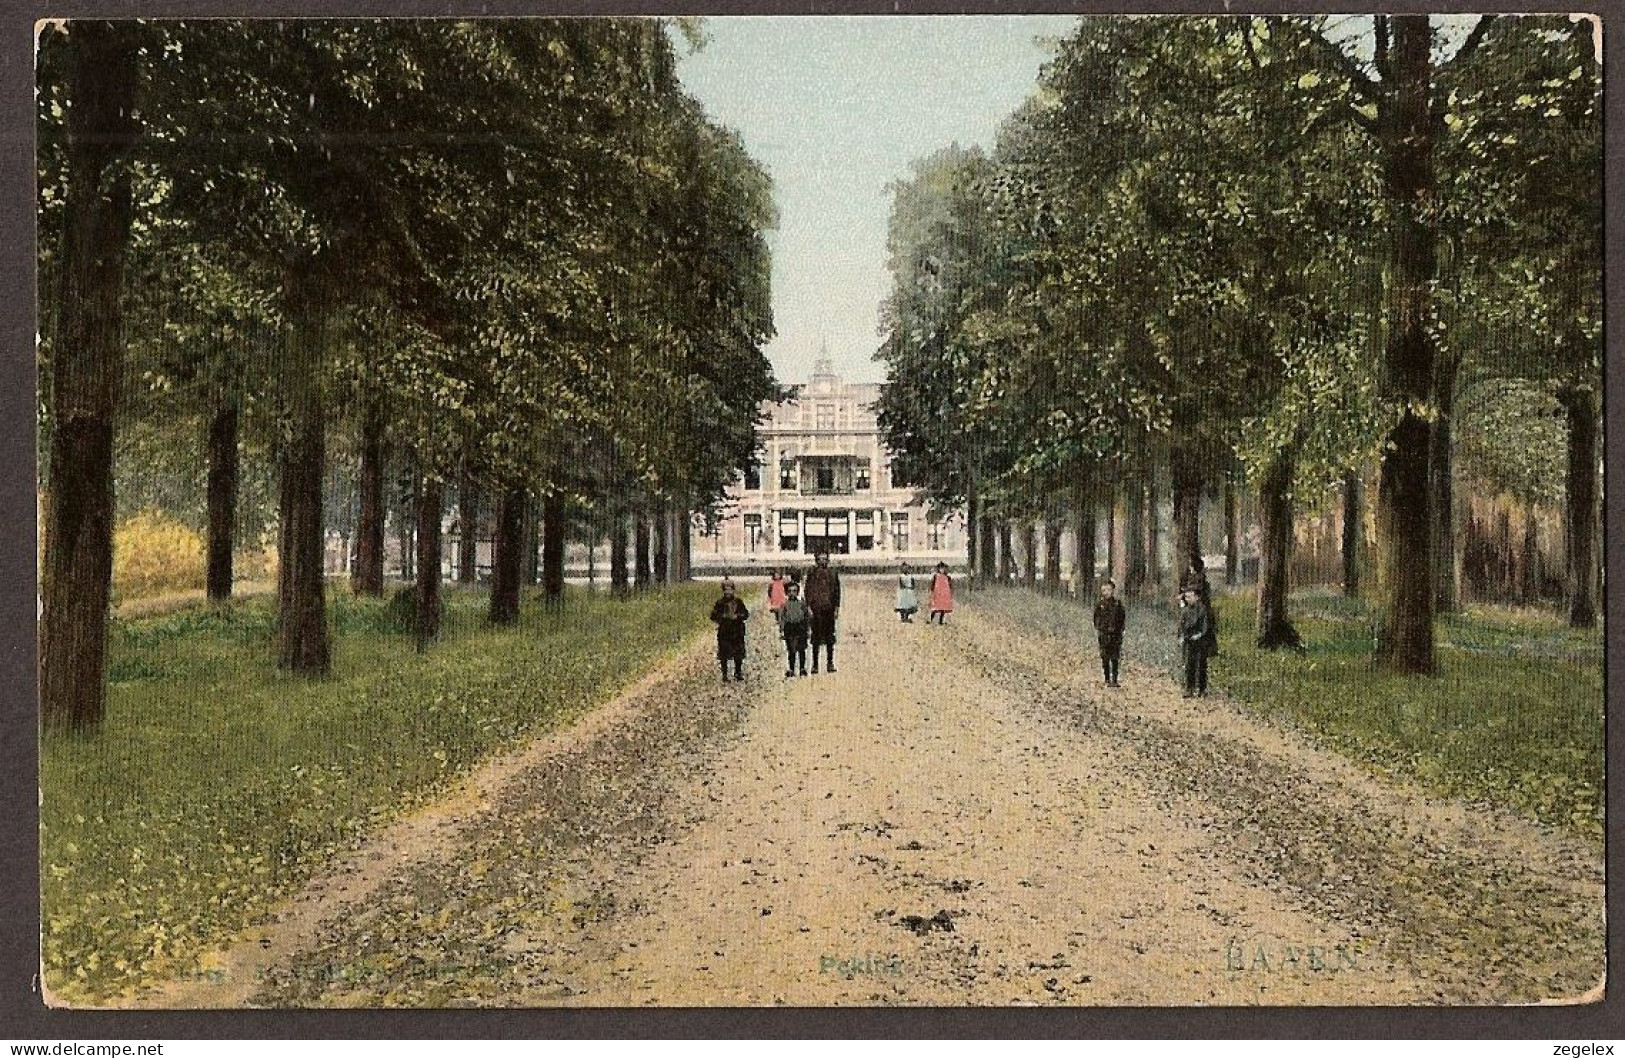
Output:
[{"xmin": 694, "ymin": 358, "xmax": 967, "ymax": 570}]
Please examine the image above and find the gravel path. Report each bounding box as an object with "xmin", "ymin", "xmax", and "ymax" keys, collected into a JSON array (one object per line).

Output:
[{"xmin": 144, "ymin": 583, "xmax": 1602, "ymax": 1007}]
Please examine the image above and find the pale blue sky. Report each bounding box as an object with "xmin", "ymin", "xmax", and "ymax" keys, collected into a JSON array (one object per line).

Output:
[{"xmin": 675, "ymin": 16, "xmax": 1079, "ymax": 386}]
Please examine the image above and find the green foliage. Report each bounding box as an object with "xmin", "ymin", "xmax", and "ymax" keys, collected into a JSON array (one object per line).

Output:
[
  {"xmin": 39, "ymin": 18, "xmax": 780, "ymax": 591},
  {"xmin": 1436, "ymin": 17, "xmax": 1601, "ymax": 390},
  {"xmin": 1455, "ymin": 375, "xmax": 1567, "ymax": 505},
  {"xmin": 877, "ymin": 17, "xmax": 1402, "ymax": 515},
  {"xmin": 877, "ymin": 16, "xmax": 1597, "ymax": 491},
  {"xmin": 41, "ymin": 583, "xmax": 714, "ymax": 1002},
  {"xmin": 876, "ymin": 145, "xmax": 996, "ymax": 511}
]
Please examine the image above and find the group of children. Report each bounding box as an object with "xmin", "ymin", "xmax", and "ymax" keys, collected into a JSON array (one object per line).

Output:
[
  {"xmin": 708, "ymin": 560, "xmax": 954, "ymax": 683},
  {"xmin": 892, "ymin": 561, "xmax": 955, "ymax": 624},
  {"xmin": 1091, "ymin": 557, "xmax": 1219, "ymax": 698},
  {"xmin": 710, "ymin": 554, "xmax": 847, "ymax": 682},
  {"xmin": 710, "ymin": 555, "xmax": 1218, "ymax": 698}
]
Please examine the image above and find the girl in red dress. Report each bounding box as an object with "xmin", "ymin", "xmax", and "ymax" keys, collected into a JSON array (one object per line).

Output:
[{"xmin": 928, "ymin": 562, "xmax": 955, "ymax": 624}]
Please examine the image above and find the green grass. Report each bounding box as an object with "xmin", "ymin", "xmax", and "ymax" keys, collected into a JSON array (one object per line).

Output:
[
  {"xmin": 1209, "ymin": 591, "xmax": 1603, "ymax": 847},
  {"xmin": 41, "ymin": 583, "xmax": 713, "ymax": 1003}
]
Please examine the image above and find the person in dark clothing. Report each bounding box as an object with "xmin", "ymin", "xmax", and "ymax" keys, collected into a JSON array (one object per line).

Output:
[
  {"xmin": 1178, "ymin": 587, "xmax": 1214, "ymax": 698},
  {"xmin": 803, "ymin": 551, "xmax": 842, "ymax": 674},
  {"xmin": 1092, "ymin": 579, "xmax": 1127, "ymax": 687},
  {"xmin": 778, "ymin": 581, "xmax": 811, "ymax": 677},
  {"xmin": 1179, "ymin": 556, "xmax": 1217, "ymax": 658},
  {"xmin": 709, "ymin": 579, "xmax": 749, "ymax": 682},
  {"xmin": 1179, "ymin": 555, "xmax": 1213, "ymax": 609}
]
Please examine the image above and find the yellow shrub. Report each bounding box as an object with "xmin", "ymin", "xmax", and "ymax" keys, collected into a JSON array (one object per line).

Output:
[{"xmin": 113, "ymin": 511, "xmax": 206, "ymax": 602}]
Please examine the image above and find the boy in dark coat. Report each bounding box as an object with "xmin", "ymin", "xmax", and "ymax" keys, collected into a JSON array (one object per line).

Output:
[
  {"xmin": 709, "ymin": 579, "xmax": 749, "ymax": 682},
  {"xmin": 802, "ymin": 551, "xmax": 842, "ymax": 674},
  {"xmin": 1177, "ymin": 587, "xmax": 1214, "ymax": 698},
  {"xmin": 778, "ymin": 581, "xmax": 811, "ymax": 677},
  {"xmin": 1179, "ymin": 556, "xmax": 1218, "ymax": 658},
  {"xmin": 1092, "ymin": 579, "xmax": 1126, "ymax": 687}
]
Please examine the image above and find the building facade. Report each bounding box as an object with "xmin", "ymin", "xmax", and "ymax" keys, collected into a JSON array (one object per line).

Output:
[{"xmin": 694, "ymin": 358, "xmax": 966, "ymax": 570}]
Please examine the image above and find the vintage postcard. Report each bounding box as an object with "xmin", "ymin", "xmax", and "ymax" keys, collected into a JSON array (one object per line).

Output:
[{"xmin": 35, "ymin": 13, "xmax": 1604, "ymax": 1009}]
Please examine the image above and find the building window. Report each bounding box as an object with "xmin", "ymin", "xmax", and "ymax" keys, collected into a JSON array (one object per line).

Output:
[
  {"xmin": 816, "ymin": 465, "xmax": 835, "ymax": 492},
  {"xmin": 817, "ymin": 405, "xmax": 836, "ymax": 430},
  {"xmin": 744, "ymin": 464, "xmax": 761, "ymax": 490},
  {"xmin": 744, "ymin": 514, "xmax": 762, "ymax": 552},
  {"xmin": 780, "ymin": 461, "xmax": 797, "ymax": 490},
  {"xmin": 927, "ymin": 520, "xmax": 944, "ymax": 551},
  {"xmin": 891, "ymin": 512, "xmax": 909, "ymax": 552},
  {"xmin": 856, "ymin": 511, "xmax": 875, "ymax": 550},
  {"xmin": 855, "ymin": 464, "xmax": 871, "ymax": 491}
]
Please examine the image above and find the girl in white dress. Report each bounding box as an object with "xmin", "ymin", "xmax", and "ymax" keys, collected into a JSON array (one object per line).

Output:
[{"xmin": 895, "ymin": 563, "xmax": 919, "ymax": 623}]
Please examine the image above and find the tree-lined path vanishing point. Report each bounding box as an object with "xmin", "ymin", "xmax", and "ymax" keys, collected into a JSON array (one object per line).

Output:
[{"xmin": 132, "ymin": 583, "xmax": 1603, "ymax": 1009}]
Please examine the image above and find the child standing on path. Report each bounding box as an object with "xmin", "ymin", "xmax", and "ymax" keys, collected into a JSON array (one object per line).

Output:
[
  {"xmin": 928, "ymin": 562, "xmax": 955, "ymax": 624},
  {"xmin": 1177, "ymin": 587, "xmax": 1214, "ymax": 698},
  {"xmin": 767, "ymin": 569, "xmax": 788, "ymax": 616},
  {"xmin": 710, "ymin": 579, "xmax": 749, "ymax": 683},
  {"xmin": 895, "ymin": 563, "xmax": 919, "ymax": 623},
  {"xmin": 778, "ymin": 581, "xmax": 811, "ymax": 678},
  {"xmin": 1092, "ymin": 579, "xmax": 1126, "ymax": 687}
]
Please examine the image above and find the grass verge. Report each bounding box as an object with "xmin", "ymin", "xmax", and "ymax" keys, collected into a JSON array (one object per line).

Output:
[
  {"xmin": 41, "ymin": 582, "xmax": 712, "ymax": 1004},
  {"xmin": 1206, "ymin": 590, "xmax": 1603, "ymax": 846},
  {"xmin": 971, "ymin": 585, "xmax": 1602, "ymax": 849}
]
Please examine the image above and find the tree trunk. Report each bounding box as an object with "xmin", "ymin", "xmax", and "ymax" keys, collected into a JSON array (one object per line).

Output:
[
  {"xmin": 542, "ymin": 489, "xmax": 566, "ymax": 605},
  {"xmin": 965, "ymin": 478, "xmax": 980, "ymax": 579},
  {"xmin": 1106, "ymin": 495, "xmax": 1120, "ymax": 587},
  {"xmin": 1071, "ymin": 473, "xmax": 1097, "ymax": 601},
  {"xmin": 457, "ymin": 467, "xmax": 479, "ymax": 585},
  {"xmin": 1170, "ymin": 452, "xmax": 1203, "ymax": 582},
  {"xmin": 978, "ymin": 515, "xmax": 998, "ymax": 584},
  {"xmin": 1021, "ymin": 524, "xmax": 1038, "ymax": 587},
  {"xmin": 1223, "ymin": 478, "xmax": 1240, "ymax": 587},
  {"xmin": 1256, "ymin": 448, "xmax": 1302, "ymax": 650},
  {"xmin": 1494, "ymin": 507, "xmax": 1514, "ymax": 599},
  {"xmin": 40, "ymin": 21, "xmax": 139, "ymax": 732},
  {"xmin": 634, "ymin": 507, "xmax": 653, "ymax": 589},
  {"xmin": 1518, "ymin": 505, "xmax": 1539, "ymax": 606},
  {"xmin": 205, "ymin": 398, "xmax": 239, "ymax": 602},
  {"xmin": 1562, "ymin": 386, "xmax": 1599, "ymax": 627},
  {"xmin": 274, "ymin": 261, "xmax": 333, "ymax": 677},
  {"xmin": 395, "ymin": 483, "xmax": 415, "ymax": 582},
  {"xmin": 352, "ymin": 400, "xmax": 386, "ymax": 596},
  {"xmin": 1342, "ymin": 470, "xmax": 1361, "ymax": 598},
  {"xmin": 414, "ymin": 476, "xmax": 443, "ymax": 650},
  {"xmin": 1043, "ymin": 512, "xmax": 1063, "ymax": 594},
  {"xmin": 675, "ymin": 500, "xmax": 692, "ymax": 582},
  {"xmin": 488, "ymin": 485, "xmax": 525, "ymax": 625},
  {"xmin": 1124, "ymin": 477, "xmax": 1149, "ymax": 598},
  {"xmin": 1431, "ymin": 370, "xmax": 1458, "ymax": 612},
  {"xmin": 610, "ymin": 506, "xmax": 630, "ymax": 595},
  {"xmin": 1147, "ymin": 458, "xmax": 1166, "ymax": 591},
  {"xmin": 654, "ymin": 500, "xmax": 670, "ymax": 585},
  {"xmin": 1374, "ymin": 15, "xmax": 1438, "ymax": 674},
  {"xmin": 997, "ymin": 522, "xmax": 1014, "ymax": 582}
]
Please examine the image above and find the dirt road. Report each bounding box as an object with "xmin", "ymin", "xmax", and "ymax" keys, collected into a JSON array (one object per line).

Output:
[{"xmin": 145, "ymin": 582, "xmax": 1603, "ymax": 1007}]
